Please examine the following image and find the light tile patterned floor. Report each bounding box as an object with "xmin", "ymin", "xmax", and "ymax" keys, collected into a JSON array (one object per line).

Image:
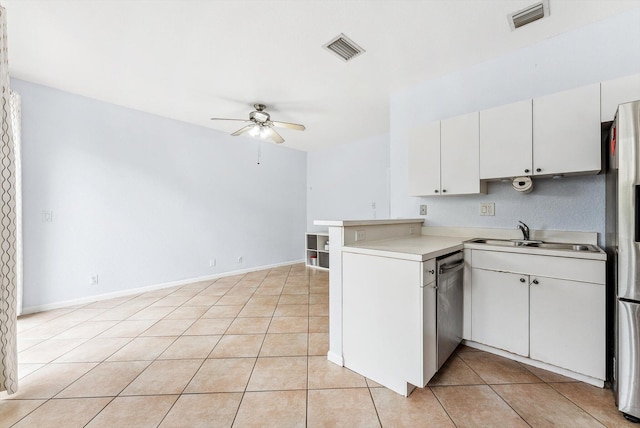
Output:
[{"xmin": 0, "ymin": 263, "xmax": 635, "ymax": 427}]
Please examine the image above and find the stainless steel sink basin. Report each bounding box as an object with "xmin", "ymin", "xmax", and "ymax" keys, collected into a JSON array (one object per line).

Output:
[
  {"xmin": 465, "ymin": 238, "xmax": 599, "ymax": 252},
  {"xmin": 525, "ymin": 242, "xmax": 596, "ymax": 251},
  {"xmin": 466, "ymin": 238, "xmax": 537, "ymax": 247}
]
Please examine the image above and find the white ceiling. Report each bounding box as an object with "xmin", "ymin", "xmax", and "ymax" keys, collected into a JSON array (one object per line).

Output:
[{"xmin": 3, "ymin": 0, "xmax": 639, "ymax": 151}]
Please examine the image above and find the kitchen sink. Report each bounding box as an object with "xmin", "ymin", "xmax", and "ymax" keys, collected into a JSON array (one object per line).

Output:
[{"xmin": 465, "ymin": 238, "xmax": 599, "ymax": 252}]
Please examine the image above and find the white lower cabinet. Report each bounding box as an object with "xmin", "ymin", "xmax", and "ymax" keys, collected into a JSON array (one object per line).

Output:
[
  {"xmin": 469, "ymin": 250, "xmax": 605, "ymax": 381},
  {"xmin": 471, "ymin": 268, "xmax": 529, "ymax": 356},
  {"xmin": 342, "ymin": 251, "xmax": 434, "ymax": 396},
  {"xmin": 529, "ymin": 276, "xmax": 605, "ymax": 380}
]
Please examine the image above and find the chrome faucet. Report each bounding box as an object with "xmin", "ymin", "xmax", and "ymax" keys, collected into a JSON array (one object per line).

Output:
[{"xmin": 517, "ymin": 221, "xmax": 530, "ymax": 241}]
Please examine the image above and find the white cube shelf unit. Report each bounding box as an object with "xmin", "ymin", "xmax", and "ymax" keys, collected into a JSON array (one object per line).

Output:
[{"xmin": 306, "ymin": 232, "xmax": 330, "ymax": 269}]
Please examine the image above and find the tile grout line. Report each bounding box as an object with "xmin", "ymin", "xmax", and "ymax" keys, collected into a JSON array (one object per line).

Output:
[
  {"xmin": 366, "ymin": 385, "xmax": 383, "ymax": 427},
  {"xmin": 544, "ymin": 381, "xmax": 610, "ymax": 427},
  {"xmin": 426, "ymin": 386, "xmax": 457, "ymax": 427},
  {"xmin": 229, "ymin": 266, "xmax": 285, "ymax": 427},
  {"xmin": 486, "ymin": 384, "xmax": 534, "ymax": 427}
]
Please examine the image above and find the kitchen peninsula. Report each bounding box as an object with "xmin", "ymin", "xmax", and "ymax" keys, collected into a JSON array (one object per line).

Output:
[{"xmin": 316, "ymin": 219, "xmax": 607, "ymax": 396}]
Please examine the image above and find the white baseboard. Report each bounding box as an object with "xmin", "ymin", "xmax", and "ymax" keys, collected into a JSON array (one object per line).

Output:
[
  {"xmin": 21, "ymin": 259, "xmax": 304, "ymax": 315},
  {"xmin": 462, "ymin": 340, "xmax": 605, "ymax": 388},
  {"xmin": 327, "ymin": 350, "xmax": 344, "ymax": 366}
]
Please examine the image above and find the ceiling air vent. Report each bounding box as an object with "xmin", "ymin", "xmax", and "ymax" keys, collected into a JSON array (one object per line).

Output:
[
  {"xmin": 508, "ymin": 0, "xmax": 550, "ymax": 30},
  {"xmin": 323, "ymin": 33, "xmax": 365, "ymax": 62}
]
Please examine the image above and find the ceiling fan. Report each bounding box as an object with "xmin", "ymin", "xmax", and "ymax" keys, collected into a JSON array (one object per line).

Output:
[{"xmin": 211, "ymin": 103, "xmax": 305, "ymax": 144}]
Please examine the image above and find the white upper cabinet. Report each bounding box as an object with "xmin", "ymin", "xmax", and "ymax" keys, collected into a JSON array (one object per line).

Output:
[
  {"xmin": 440, "ymin": 112, "xmax": 482, "ymax": 195},
  {"xmin": 479, "ymin": 100, "xmax": 533, "ymax": 179},
  {"xmin": 408, "ymin": 121, "xmax": 440, "ymax": 196},
  {"xmin": 601, "ymin": 72, "xmax": 640, "ymax": 122},
  {"xmin": 410, "ymin": 80, "xmax": 607, "ymax": 191},
  {"xmin": 532, "ymin": 84, "xmax": 601, "ymax": 176},
  {"xmin": 408, "ymin": 114, "xmax": 484, "ymax": 196}
]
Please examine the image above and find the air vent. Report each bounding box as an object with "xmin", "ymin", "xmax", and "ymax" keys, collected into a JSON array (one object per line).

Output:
[
  {"xmin": 508, "ymin": 0, "xmax": 550, "ymax": 30},
  {"xmin": 323, "ymin": 33, "xmax": 365, "ymax": 62}
]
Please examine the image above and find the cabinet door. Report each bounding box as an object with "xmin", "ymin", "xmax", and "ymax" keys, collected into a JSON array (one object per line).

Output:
[
  {"xmin": 343, "ymin": 252, "xmax": 422, "ymax": 395},
  {"xmin": 408, "ymin": 122, "xmax": 441, "ymax": 196},
  {"xmin": 471, "ymin": 268, "xmax": 529, "ymax": 356},
  {"xmin": 530, "ymin": 277, "xmax": 605, "ymax": 380},
  {"xmin": 601, "ymin": 72, "xmax": 640, "ymax": 122},
  {"xmin": 480, "ymin": 100, "xmax": 533, "ymax": 179},
  {"xmin": 441, "ymin": 112, "xmax": 481, "ymax": 194},
  {"xmin": 533, "ymin": 84, "xmax": 601, "ymax": 176}
]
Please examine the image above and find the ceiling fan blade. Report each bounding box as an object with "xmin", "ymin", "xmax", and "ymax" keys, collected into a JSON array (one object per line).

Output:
[
  {"xmin": 271, "ymin": 121, "xmax": 306, "ymax": 131},
  {"xmin": 210, "ymin": 118, "xmax": 250, "ymax": 122},
  {"xmin": 264, "ymin": 127, "xmax": 285, "ymax": 144},
  {"xmin": 231, "ymin": 125, "xmax": 255, "ymax": 136}
]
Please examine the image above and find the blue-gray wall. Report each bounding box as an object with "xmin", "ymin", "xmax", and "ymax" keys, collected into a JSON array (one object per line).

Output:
[
  {"xmin": 15, "ymin": 79, "xmax": 307, "ymax": 309},
  {"xmin": 307, "ymin": 133, "xmax": 390, "ymax": 232}
]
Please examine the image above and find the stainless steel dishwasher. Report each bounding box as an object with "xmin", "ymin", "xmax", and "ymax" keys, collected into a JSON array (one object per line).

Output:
[{"xmin": 435, "ymin": 251, "xmax": 464, "ymax": 369}]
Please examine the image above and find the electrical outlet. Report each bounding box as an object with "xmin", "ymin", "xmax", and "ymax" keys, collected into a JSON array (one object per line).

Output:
[
  {"xmin": 42, "ymin": 210, "xmax": 53, "ymax": 222},
  {"xmin": 90, "ymin": 274, "xmax": 99, "ymax": 285},
  {"xmin": 420, "ymin": 205, "xmax": 427, "ymax": 215},
  {"xmin": 355, "ymin": 230, "xmax": 366, "ymax": 242},
  {"xmin": 409, "ymin": 226, "xmax": 415, "ymax": 235},
  {"xmin": 237, "ymin": 256, "xmax": 243, "ymax": 263},
  {"xmin": 209, "ymin": 259, "xmax": 216, "ymax": 267},
  {"xmin": 371, "ymin": 201, "xmax": 377, "ymax": 209},
  {"xmin": 479, "ymin": 203, "xmax": 495, "ymax": 216}
]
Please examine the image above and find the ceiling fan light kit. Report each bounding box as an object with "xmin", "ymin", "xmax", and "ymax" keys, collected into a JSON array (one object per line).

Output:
[{"xmin": 211, "ymin": 103, "xmax": 305, "ymax": 144}]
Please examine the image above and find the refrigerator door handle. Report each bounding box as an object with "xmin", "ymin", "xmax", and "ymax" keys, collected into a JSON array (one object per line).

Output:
[{"xmin": 636, "ymin": 185, "xmax": 640, "ymax": 243}]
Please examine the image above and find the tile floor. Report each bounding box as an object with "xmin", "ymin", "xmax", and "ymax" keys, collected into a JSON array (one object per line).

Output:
[{"xmin": 0, "ymin": 263, "xmax": 635, "ymax": 427}]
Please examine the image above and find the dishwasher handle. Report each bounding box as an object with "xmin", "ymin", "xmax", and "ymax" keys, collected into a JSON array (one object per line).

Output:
[{"xmin": 438, "ymin": 259, "xmax": 464, "ymax": 275}]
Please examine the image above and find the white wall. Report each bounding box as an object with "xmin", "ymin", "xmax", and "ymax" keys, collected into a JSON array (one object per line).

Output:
[
  {"xmin": 307, "ymin": 134, "xmax": 390, "ymax": 231},
  {"xmin": 14, "ymin": 79, "xmax": 307, "ymax": 309},
  {"xmin": 390, "ymin": 7, "xmax": 640, "ymax": 242}
]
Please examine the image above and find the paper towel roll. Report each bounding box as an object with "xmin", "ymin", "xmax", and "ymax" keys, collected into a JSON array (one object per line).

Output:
[{"xmin": 512, "ymin": 176, "xmax": 533, "ymax": 194}]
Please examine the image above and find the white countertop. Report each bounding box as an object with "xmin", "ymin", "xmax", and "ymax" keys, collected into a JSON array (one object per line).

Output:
[
  {"xmin": 314, "ymin": 219, "xmax": 424, "ymax": 227},
  {"xmin": 343, "ymin": 235, "xmax": 466, "ymax": 261},
  {"xmin": 342, "ymin": 235, "xmax": 607, "ymax": 262}
]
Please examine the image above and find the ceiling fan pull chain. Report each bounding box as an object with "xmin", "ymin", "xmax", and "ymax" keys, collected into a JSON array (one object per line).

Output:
[{"xmin": 257, "ymin": 141, "xmax": 261, "ymax": 165}]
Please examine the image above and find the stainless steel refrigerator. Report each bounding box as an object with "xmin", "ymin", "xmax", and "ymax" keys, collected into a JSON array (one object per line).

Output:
[{"xmin": 606, "ymin": 100, "xmax": 640, "ymax": 422}]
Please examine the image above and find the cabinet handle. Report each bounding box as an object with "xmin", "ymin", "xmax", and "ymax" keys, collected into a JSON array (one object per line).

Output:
[
  {"xmin": 532, "ymin": 279, "xmax": 539, "ymax": 285},
  {"xmin": 442, "ymin": 189, "xmax": 447, "ymax": 193},
  {"xmin": 432, "ymin": 285, "xmax": 438, "ymax": 289},
  {"xmin": 434, "ymin": 189, "xmax": 439, "ymax": 193},
  {"xmin": 524, "ymin": 169, "xmax": 530, "ymax": 173},
  {"xmin": 520, "ymin": 278, "xmax": 525, "ymax": 283},
  {"xmin": 428, "ymin": 269, "xmax": 435, "ymax": 274},
  {"xmin": 536, "ymin": 168, "xmax": 542, "ymax": 173}
]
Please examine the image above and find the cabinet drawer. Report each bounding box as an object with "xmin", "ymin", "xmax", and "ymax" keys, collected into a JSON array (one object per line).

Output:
[
  {"xmin": 423, "ymin": 258, "xmax": 436, "ymax": 285},
  {"xmin": 471, "ymin": 250, "xmax": 605, "ymax": 284}
]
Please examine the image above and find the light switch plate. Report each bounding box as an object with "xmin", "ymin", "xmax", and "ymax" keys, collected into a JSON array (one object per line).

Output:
[
  {"xmin": 480, "ymin": 203, "xmax": 495, "ymax": 216},
  {"xmin": 355, "ymin": 230, "xmax": 366, "ymax": 241}
]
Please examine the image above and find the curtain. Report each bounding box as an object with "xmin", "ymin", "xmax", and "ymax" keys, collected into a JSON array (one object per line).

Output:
[
  {"xmin": 0, "ymin": 5, "xmax": 18, "ymax": 395},
  {"xmin": 10, "ymin": 91, "xmax": 20, "ymax": 316}
]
